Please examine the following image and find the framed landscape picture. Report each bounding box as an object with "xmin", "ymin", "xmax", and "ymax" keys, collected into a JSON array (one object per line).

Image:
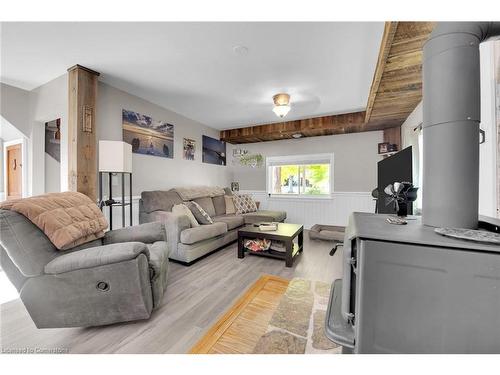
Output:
[
  {"xmin": 183, "ymin": 138, "xmax": 196, "ymax": 160},
  {"xmin": 122, "ymin": 109, "xmax": 174, "ymax": 158},
  {"xmin": 202, "ymin": 135, "xmax": 226, "ymax": 166}
]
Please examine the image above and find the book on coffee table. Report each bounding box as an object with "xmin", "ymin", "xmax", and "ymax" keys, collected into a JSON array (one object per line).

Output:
[{"xmin": 259, "ymin": 222, "xmax": 278, "ymax": 231}]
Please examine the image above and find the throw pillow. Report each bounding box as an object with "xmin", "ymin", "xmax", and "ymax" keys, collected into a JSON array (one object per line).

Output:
[
  {"xmin": 233, "ymin": 194, "xmax": 258, "ymax": 214},
  {"xmin": 172, "ymin": 204, "xmax": 200, "ymax": 227},
  {"xmin": 212, "ymin": 195, "xmax": 226, "ymax": 216},
  {"xmin": 185, "ymin": 201, "xmax": 214, "ymax": 225},
  {"xmin": 225, "ymin": 195, "xmax": 236, "ymax": 215},
  {"xmin": 193, "ymin": 196, "xmax": 216, "ymax": 217}
]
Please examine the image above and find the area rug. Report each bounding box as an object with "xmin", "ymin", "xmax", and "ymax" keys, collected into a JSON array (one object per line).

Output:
[
  {"xmin": 189, "ymin": 274, "xmax": 340, "ymax": 354},
  {"xmin": 189, "ymin": 274, "xmax": 290, "ymax": 354},
  {"xmin": 253, "ymin": 278, "xmax": 340, "ymax": 354}
]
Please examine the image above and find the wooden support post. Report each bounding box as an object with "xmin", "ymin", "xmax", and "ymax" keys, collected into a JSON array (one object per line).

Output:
[{"xmin": 67, "ymin": 64, "xmax": 100, "ymax": 202}]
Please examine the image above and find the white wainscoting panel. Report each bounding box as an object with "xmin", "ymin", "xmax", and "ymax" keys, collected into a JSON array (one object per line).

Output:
[
  {"xmin": 240, "ymin": 190, "xmax": 375, "ymax": 229},
  {"xmin": 102, "ymin": 192, "xmax": 375, "ymax": 230}
]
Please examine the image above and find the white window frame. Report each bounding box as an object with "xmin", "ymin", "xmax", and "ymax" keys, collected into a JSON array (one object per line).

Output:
[{"xmin": 266, "ymin": 153, "xmax": 334, "ymax": 199}]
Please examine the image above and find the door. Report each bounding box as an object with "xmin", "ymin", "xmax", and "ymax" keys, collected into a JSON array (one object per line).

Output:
[{"xmin": 6, "ymin": 144, "xmax": 22, "ymax": 200}]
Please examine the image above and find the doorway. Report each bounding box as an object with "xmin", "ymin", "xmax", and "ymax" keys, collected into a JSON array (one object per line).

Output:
[{"xmin": 6, "ymin": 143, "xmax": 22, "ymax": 200}]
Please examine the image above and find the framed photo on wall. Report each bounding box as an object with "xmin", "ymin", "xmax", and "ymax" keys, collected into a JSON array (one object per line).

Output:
[
  {"xmin": 183, "ymin": 138, "xmax": 196, "ymax": 160},
  {"xmin": 202, "ymin": 135, "xmax": 226, "ymax": 166},
  {"xmin": 122, "ymin": 109, "xmax": 174, "ymax": 158}
]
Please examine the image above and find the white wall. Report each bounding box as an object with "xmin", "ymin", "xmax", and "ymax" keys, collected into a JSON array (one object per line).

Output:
[
  {"xmin": 229, "ymin": 130, "xmax": 383, "ymax": 192},
  {"xmin": 0, "ymin": 83, "xmax": 30, "ymax": 137},
  {"xmin": 97, "ymin": 82, "xmax": 231, "ymax": 195},
  {"xmin": 45, "ymin": 154, "xmax": 61, "ymax": 193},
  {"xmin": 29, "ymin": 74, "xmax": 67, "ymax": 195}
]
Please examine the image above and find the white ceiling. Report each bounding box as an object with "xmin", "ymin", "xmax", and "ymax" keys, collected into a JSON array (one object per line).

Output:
[{"xmin": 1, "ymin": 22, "xmax": 384, "ymax": 129}]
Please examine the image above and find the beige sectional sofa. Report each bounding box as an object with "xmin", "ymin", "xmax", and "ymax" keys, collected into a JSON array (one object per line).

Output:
[{"xmin": 139, "ymin": 187, "xmax": 286, "ymax": 265}]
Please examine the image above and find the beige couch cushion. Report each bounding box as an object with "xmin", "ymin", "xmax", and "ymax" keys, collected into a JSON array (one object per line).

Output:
[
  {"xmin": 141, "ymin": 189, "xmax": 182, "ymax": 213},
  {"xmin": 172, "ymin": 204, "xmax": 199, "ymax": 227},
  {"xmin": 180, "ymin": 222, "xmax": 227, "ymax": 245},
  {"xmin": 213, "ymin": 214, "xmax": 245, "ymax": 230}
]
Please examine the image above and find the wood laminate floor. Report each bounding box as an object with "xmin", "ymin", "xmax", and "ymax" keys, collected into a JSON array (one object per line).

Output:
[{"xmin": 0, "ymin": 231, "xmax": 343, "ymax": 354}]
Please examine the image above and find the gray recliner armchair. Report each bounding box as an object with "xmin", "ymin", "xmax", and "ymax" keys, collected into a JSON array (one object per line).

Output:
[{"xmin": 0, "ymin": 209, "xmax": 170, "ymax": 328}]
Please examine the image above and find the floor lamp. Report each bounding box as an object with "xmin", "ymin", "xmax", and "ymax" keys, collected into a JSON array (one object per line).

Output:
[{"xmin": 98, "ymin": 141, "xmax": 133, "ymax": 230}]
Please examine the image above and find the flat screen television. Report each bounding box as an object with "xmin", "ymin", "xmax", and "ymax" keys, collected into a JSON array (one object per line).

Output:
[{"xmin": 377, "ymin": 146, "xmax": 413, "ymax": 214}]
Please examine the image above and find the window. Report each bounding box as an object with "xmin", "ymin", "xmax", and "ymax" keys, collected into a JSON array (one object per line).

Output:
[{"xmin": 267, "ymin": 154, "xmax": 333, "ymax": 197}]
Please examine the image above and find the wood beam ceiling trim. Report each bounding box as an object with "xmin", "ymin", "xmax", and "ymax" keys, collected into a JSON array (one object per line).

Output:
[
  {"xmin": 364, "ymin": 21, "xmax": 399, "ymax": 123},
  {"xmin": 221, "ymin": 111, "xmax": 372, "ymax": 144}
]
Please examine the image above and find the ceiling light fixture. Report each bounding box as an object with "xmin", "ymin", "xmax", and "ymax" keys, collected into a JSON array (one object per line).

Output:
[{"xmin": 272, "ymin": 93, "xmax": 291, "ymax": 118}]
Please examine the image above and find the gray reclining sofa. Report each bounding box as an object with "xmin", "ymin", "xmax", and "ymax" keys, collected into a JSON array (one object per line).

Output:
[
  {"xmin": 0, "ymin": 209, "xmax": 170, "ymax": 328},
  {"xmin": 139, "ymin": 188, "xmax": 286, "ymax": 265}
]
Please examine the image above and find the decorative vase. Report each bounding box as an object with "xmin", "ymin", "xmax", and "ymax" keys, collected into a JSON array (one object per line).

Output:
[{"xmin": 397, "ymin": 201, "xmax": 408, "ymax": 217}]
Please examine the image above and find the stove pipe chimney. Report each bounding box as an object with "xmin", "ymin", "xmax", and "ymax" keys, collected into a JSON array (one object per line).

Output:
[{"xmin": 422, "ymin": 22, "xmax": 500, "ymax": 228}]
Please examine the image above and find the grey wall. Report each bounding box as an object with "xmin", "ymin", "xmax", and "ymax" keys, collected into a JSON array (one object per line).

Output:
[
  {"xmin": 228, "ymin": 130, "xmax": 383, "ymax": 192},
  {"xmin": 0, "ymin": 83, "xmax": 30, "ymax": 137},
  {"xmin": 29, "ymin": 74, "xmax": 67, "ymax": 195},
  {"xmin": 97, "ymin": 82, "xmax": 231, "ymax": 195},
  {"xmin": 44, "ymin": 154, "xmax": 61, "ymax": 193}
]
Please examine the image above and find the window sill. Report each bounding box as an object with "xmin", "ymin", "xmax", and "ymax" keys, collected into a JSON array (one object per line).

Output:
[{"xmin": 267, "ymin": 194, "xmax": 333, "ymax": 201}]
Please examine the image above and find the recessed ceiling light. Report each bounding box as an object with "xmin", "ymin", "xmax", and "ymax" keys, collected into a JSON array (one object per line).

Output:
[
  {"xmin": 292, "ymin": 133, "xmax": 303, "ymax": 139},
  {"xmin": 233, "ymin": 45, "xmax": 249, "ymax": 55}
]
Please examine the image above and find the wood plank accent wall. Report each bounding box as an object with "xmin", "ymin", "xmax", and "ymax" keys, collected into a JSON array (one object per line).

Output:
[
  {"xmin": 67, "ymin": 65, "xmax": 100, "ymax": 202},
  {"xmin": 365, "ymin": 22, "xmax": 399, "ymax": 123},
  {"xmin": 365, "ymin": 22, "xmax": 435, "ymax": 127}
]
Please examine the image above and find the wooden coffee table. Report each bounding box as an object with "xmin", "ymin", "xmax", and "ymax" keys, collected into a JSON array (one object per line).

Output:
[{"xmin": 237, "ymin": 223, "xmax": 304, "ymax": 267}]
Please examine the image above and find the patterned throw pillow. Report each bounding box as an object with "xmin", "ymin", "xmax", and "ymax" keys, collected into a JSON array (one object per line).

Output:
[
  {"xmin": 172, "ymin": 204, "xmax": 200, "ymax": 227},
  {"xmin": 185, "ymin": 201, "xmax": 214, "ymax": 225},
  {"xmin": 233, "ymin": 194, "xmax": 258, "ymax": 214}
]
